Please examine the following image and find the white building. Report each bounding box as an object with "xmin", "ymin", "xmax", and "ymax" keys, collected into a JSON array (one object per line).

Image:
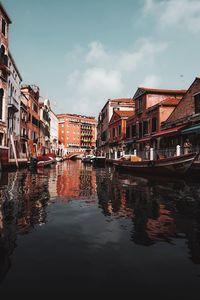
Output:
[
  {"xmin": 49, "ymin": 109, "xmax": 58, "ymax": 153},
  {"xmin": 7, "ymin": 51, "xmax": 22, "ymax": 158}
]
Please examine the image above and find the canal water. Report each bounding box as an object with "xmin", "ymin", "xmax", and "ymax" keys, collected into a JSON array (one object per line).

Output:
[{"xmin": 0, "ymin": 160, "xmax": 200, "ymax": 297}]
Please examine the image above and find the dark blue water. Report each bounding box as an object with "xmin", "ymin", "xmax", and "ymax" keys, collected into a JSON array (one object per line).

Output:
[{"xmin": 0, "ymin": 160, "xmax": 200, "ymax": 297}]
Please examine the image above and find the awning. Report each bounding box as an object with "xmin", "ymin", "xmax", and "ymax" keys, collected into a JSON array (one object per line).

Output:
[
  {"xmin": 125, "ymin": 139, "xmax": 136, "ymax": 144},
  {"xmin": 137, "ymin": 136, "xmax": 151, "ymax": 143},
  {"xmin": 181, "ymin": 124, "xmax": 200, "ymax": 135},
  {"xmin": 152, "ymin": 125, "xmax": 185, "ymax": 138}
]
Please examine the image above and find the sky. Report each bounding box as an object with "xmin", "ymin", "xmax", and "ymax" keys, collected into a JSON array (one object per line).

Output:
[{"xmin": 3, "ymin": 0, "xmax": 200, "ymax": 117}]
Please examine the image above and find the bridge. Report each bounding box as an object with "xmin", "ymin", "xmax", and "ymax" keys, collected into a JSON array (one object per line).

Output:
[{"xmin": 66, "ymin": 152, "xmax": 83, "ymax": 159}]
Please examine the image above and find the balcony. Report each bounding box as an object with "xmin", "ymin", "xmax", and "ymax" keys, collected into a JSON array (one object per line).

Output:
[
  {"xmin": 20, "ymin": 133, "xmax": 28, "ymax": 140},
  {"xmin": 8, "ymin": 102, "xmax": 19, "ymax": 113}
]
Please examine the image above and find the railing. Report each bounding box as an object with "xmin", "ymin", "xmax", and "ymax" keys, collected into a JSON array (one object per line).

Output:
[{"xmin": 127, "ymin": 145, "xmax": 198, "ymax": 161}]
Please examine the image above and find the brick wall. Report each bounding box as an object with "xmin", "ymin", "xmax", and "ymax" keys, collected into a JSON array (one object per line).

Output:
[{"xmin": 166, "ymin": 78, "xmax": 200, "ymax": 123}]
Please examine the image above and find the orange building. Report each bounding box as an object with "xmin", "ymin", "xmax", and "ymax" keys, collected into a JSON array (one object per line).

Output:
[
  {"xmin": 21, "ymin": 85, "xmax": 40, "ymax": 156},
  {"xmin": 57, "ymin": 113, "xmax": 97, "ymax": 154},
  {"xmin": 109, "ymin": 110, "xmax": 134, "ymax": 158}
]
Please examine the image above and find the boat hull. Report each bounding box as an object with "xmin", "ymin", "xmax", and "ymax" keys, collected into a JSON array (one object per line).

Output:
[{"xmin": 114, "ymin": 153, "xmax": 197, "ymax": 176}]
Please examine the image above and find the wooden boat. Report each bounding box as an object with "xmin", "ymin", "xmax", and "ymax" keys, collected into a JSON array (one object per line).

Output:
[
  {"xmin": 28, "ymin": 153, "xmax": 56, "ymax": 169},
  {"xmin": 82, "ymin": 154, "xmax": 96, "ymax": 163},
  {"xmin": 113, "ymin": 152, "xmax": 197, "ymax": 175},
  {"xmin": 93, "ymin": 156, "xmax": 106, "ymax": 166}
]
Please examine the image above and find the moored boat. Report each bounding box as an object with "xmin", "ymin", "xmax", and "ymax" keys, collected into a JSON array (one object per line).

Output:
[
  {"xmin": 82, "ymin": 154, "xmax": 96, "ymax": 163},
  {"xmin": 93, "ymin": 156, "xmax": 106, "ymax": 166},
  {"xmin": 28, "ymin": 153, "xmax": 56, "ymax": 169},
  {"xmin": 113, "ymin": 152, "xmax": 197, "ymax": 175}
]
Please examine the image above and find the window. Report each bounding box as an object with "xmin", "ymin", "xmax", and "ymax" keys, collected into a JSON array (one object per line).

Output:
[
  {"xmin": 194, "ymin": 93, "xmax": 200, "ymax": 114},
  {"xmin": 112, "ymin": 128, "xmax": 115, "ymax": 138},
  {"xmin": 139, "ymin": 122, "xmax": 143, "ymax": 138},
  {"xmin": 0, "ymin": 132, "xmax": 3, "ymax": 145},
  {"xmin": 126, "ymin": 126, "xmax": 130, "ymax": 138},
  {"xmin": 137, "ymin": 96, "xmax": 143, "ymax": 113},
  {"xmin": 152, "ymin": 117, "xmax": 157, "ymax": 133},
  {"xmin": 2, "ymin": 19, "xmax": 6, "ymax": 36},
  {"xmin": 0, "ymin": 89, "xmax": 3, "ymax": 120},
  {"xmin": 0, "ymin": 45, "xmax": 8, "ymax": 66},
  {"xmin": 118, "ymin": 125, "xmax": 121, "ymax": 136},
  {"xmin": 132, "ymin": 125, "xmax": 136, "ymax": 137},
  {"xmin": 32, "ymin": 102, "xmax": 38, "ymax": 113},
  {"xmin": 143, "ymin": 120, "xmax": 149, "ymax": 135},
  {"xmin": 101, "ymin": 130, "xmax": 107, "ymax": 141},
  {"xmin": 32, "ymin": 116, "xmax": 39, "ymax": 127}
]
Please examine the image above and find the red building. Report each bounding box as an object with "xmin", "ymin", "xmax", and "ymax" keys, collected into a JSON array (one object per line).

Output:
[
  {"xmin": 125, "ymin": 87, "xmax": 186, "ymax": 152},
  {"xmin": 109, "ymin": 110, "xmax": 134, "ymax": 158},
  {"xmin": 162, "ymin": 77, "xmax": 200, "ymax": 150},
  {"xmin": 57, "ymin": 113, "xmax": 96, "ymax": 154},
  {"xmin": 21, "ymin": 85, "xmax": 40, "ymax": 156},
  {"xmin": 0, "ymin": 3, "xmax": 11, "ymax": 166}
]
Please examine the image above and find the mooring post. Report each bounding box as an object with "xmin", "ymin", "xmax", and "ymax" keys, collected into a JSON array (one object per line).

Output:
[
  {"xmin": 176, "ymin": 145, "xmax": 181, "ymax": 156},
  {"xmin": 150, "ymin": 148, "xmax": 154, "ymax": 161}
]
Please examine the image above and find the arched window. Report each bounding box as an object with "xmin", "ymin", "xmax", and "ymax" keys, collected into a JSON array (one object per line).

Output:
[
  {"xmin": 0, "ymin": 45, "xmax": 8, "ymax": 66},
  {"xmin": 0, "ymin": 89, "xmax": 4, "ymax": 120}
]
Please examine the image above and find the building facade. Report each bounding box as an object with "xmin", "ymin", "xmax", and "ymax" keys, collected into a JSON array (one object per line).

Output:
[
  {"xmin": 108, "ymin": 110, "xmax": 134, "ymax": 159},
  {"xmin": 0, "ymin": 3, "xmax": 11, "ymax": 165},
  {"xmin": 20, "ymin": 91, "xmax": 28, "ymax": 158},
  {"xmin": 21, "ymin": 85, "xmax": 40, "ymax": 157},
  {"xmin": 39, "ymin": 98, "xmax": 51, "ymax": 155},
  {"xmin": 57, "ymin": 113, "xmax": 96, "ymax": 154},
  {"xmin": 7, "ymin": 51, "xmax": 22, "ymax": 159},
  {"xmin": 162, "ymin": 77, "xmax": 200, "ymax": 150},
  {"xmin": 125, "ymin": 87, "xmax": 186, "ymax": 151},
  {"xmin": 49, "ymin": 109, "xmax": 58, "ymax": 153},
  {"xmin": 97, "ymin": 98, "xmax": 135, "ymax": 157}
]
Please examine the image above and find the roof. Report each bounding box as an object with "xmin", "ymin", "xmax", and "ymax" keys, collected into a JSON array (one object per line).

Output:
[
  {"xmin": 160, "ymin": 97, "xmax": 181, "ymax": 106},
  {"xmin": 138, "ymin": 87, "xmax": 187, "ymax": 94},
  {"xmin": 0, "ymin": 2, "xmax": 12, "ymax": 24},
  {"xmin": 57, "ymin": 113, "xmax": 96, "ymax": 121},
  {"xmin": 133, "ymin": 87, "xmax": 187, "ymax": 99},
  {"xmin": 100, "ymin": 98, "xmax": 134, "ymax": 113},
  {"xmin": 110, "ymin": 98, "xmax": 133, "ymax": 103},
  {"xmin": 115, "ymin": 110, "xmax": 134, "ymax": 118}
]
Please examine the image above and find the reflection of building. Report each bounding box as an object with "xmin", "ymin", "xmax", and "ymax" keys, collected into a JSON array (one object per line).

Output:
[
  {"xmin": 57, "ymin": 113, "xmax": 96, "ymax": 154},
  {"xmin": 56, "ymin": 160, "xmax": 96, "ymax": 200},
  {"xmin": 0, "ymin": 170, "xmax": 50, "ymax": 283}
]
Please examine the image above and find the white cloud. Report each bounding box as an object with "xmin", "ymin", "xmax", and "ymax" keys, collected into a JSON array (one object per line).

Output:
[
  {"xmin": 140, "ymin": 74, "xmax": 162, "ymax": 88},
  {"xmin": 64, "ymin": 39, "xmax": 167, "ymax": 116},
  {"xmin": 85, "ymin": 41, "xmax": 109, "ymax": 63},
  {"xmin": 143, "ymin": 0, "xmax": 200, "ymax": 33}
]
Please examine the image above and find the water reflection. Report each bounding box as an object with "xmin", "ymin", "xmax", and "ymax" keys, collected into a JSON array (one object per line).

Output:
[
  {"xmin": 0, "ymin": 161, "xmax": 200, "ymax": 293},
  {"xmin": 97, "ymin": 169, "xmax": 200, "ymax": 263}
]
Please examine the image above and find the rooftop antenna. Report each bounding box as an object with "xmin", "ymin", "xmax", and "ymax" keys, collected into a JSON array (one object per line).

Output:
[{"xmin": 180, "ymin": 74, "xmax": 185, "ymax": 89}]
